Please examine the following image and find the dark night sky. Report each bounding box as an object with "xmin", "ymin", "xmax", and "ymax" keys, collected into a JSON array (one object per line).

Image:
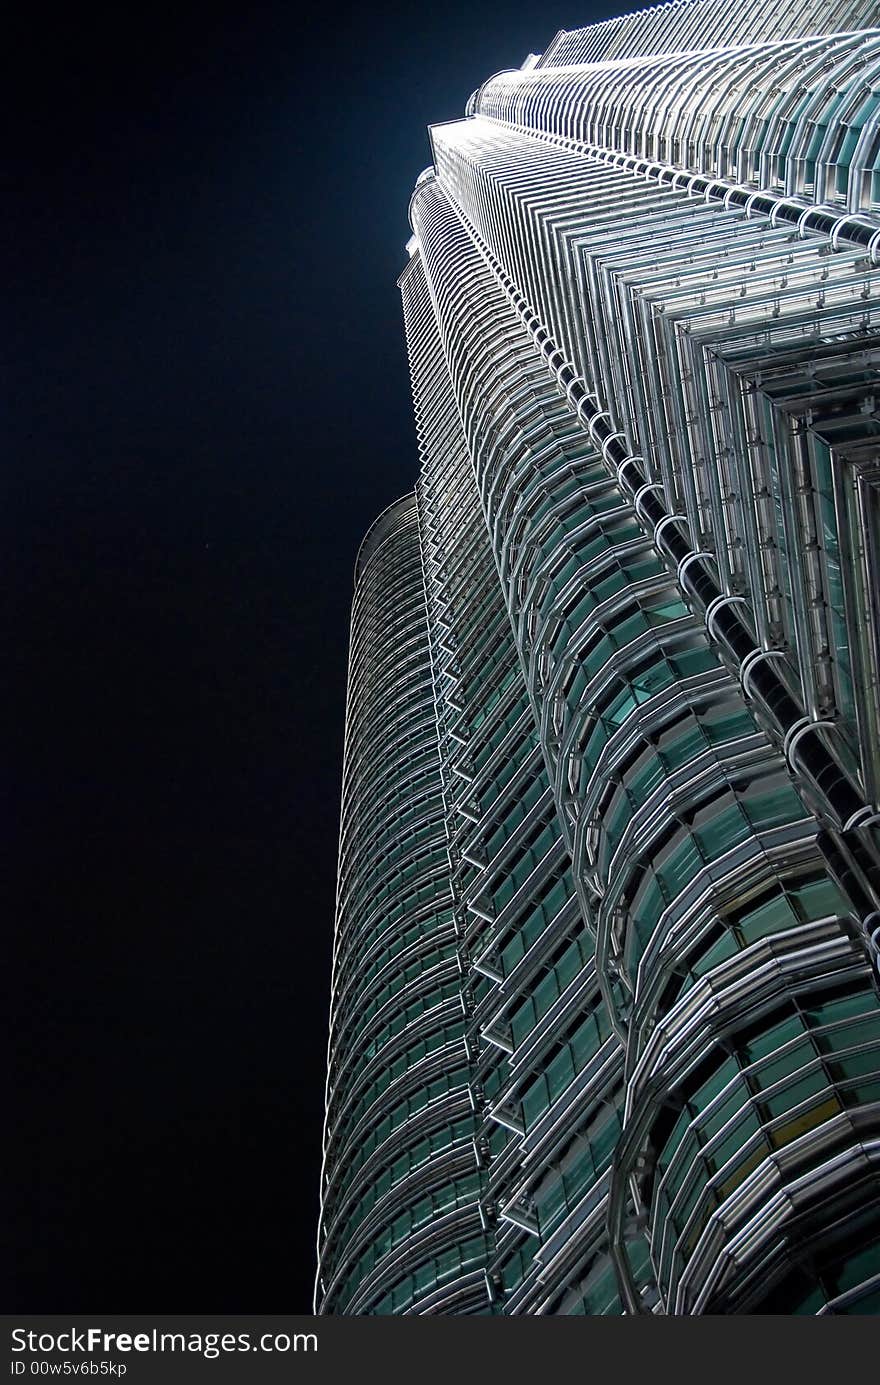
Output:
[{"xmin": 6, "ymin": 1, "xmax": 615, "ymax": 1310}]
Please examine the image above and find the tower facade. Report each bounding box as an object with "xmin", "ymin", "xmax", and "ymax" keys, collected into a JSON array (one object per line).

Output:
[{"xmin": 318, "ymin": 0, "xmax": 880, "ymax": 1314}]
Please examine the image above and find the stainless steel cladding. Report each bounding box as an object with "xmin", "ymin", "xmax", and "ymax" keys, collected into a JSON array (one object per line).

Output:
[{"xmin": 319, "ymin": 0, "xmax": 880, "ymax": 1314}]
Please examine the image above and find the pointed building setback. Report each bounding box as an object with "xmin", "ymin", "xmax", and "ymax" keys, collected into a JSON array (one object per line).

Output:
[{"xmin": 318, "ymin": 0, "xmax": 880, "ymax": 1314}]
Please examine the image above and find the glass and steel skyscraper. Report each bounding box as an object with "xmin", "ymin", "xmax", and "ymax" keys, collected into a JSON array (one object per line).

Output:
[{"xmin": 318, "ymin": 0, "xmax": 880, "ymax": 1314}]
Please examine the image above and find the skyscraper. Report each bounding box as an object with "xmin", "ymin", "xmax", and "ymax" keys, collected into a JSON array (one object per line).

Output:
[{"xmin": 317, "ymin": 0, "xmax": 880, "ymax": 1314}]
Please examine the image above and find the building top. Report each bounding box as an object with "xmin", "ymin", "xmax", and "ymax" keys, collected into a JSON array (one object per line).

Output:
[
  {"xmin": 538, "ymin": 0, "xmax": 878, "ymax": 67},
  {"xmin": 353, "ymin": 492, "xmax": 417, "ymax": 587}
]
